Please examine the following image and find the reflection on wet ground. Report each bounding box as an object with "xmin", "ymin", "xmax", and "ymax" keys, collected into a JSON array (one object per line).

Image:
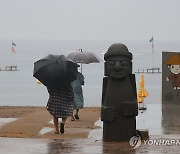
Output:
[
  {"xmin": 1, "ymin": 136, "xmax": 180, "ymax": 154},
  {"xmin": 0, "ymin": 137, "xmax": 137, "ymax": 154},
  {"xmin": 136, "ymin": 104, "xmax": 162, "ymax": 135},
  {"xmin": 1, "ymin": 104, "xmax": 180, "ymax": 154},
  {"xmin": 162, "ymin": 104, "xmax": 180, "ymax": 134}
]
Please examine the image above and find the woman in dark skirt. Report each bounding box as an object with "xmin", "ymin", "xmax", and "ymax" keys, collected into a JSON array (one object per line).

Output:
[{"xmin": 47, "ymin": 84, "xmax": 74, "ymax": 134}]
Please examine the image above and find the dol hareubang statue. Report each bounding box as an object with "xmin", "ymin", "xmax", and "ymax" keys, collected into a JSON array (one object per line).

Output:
[{"xmin": 101, "ymin": 43, "xmax": 138, "ymax": 142}]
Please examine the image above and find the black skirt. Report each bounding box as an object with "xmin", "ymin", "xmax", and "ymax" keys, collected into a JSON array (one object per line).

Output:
[{"xmin": 47, "ymin": 86, "xmax": 73, "ymax": 118}]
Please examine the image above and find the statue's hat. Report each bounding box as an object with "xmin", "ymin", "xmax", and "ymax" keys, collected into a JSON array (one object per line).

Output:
[{"xmin": 104, "ymin": 43, "xmax": 132, "ymax": 61}]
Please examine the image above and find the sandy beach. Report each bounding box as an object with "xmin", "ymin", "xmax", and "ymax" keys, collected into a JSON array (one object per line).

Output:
[{"xmin": 0, "ymin": 106, "xmax": 100, "ymax": 139}]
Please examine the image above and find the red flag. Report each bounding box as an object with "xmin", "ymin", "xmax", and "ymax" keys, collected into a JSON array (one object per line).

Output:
[{"xmin": 12, "ymin": 47, "xmax": 16, "ymax": 53}]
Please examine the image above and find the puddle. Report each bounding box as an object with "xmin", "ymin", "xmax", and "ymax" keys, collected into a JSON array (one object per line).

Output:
[
  {"xmin": 39, "ymin": 119, "xmax": 54, "ymax": 135},
  {"xmin": 39, "ymin": 127, "xmax": 54, "ymax": 135},
  {"xmin": 0, "ymin": 118, "xmax": 17, "ymax": 128},
  {"xmin": 0, "ymin": 137, "xmax": 49, "ymax": 154},
  {"xmin": 1, "ymin": 136, "xmax": 180, "ymax": 154},
  {"xmin": 88, "ymin": 118, "xmax": 102, "ymax": 140},
  {"xmin": 93, "ymin": 118, "xmax": 102, "ymax": 128},
  {"xmin": 136, "ymin": 104, "xmax": 162, "ymax": 135},
  {"xmin": 39, "ymin": 119, "xmax": 67, "ymax": 135}
]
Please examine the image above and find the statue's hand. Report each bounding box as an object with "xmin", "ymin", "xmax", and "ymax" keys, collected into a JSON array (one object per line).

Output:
[
  {"xmin": 101, "ymin": 107, "xmax": 116, "ymax": 122},
  {"xmin": 121, "ymin": 102, "xmax": 138, "ymax": 117}
]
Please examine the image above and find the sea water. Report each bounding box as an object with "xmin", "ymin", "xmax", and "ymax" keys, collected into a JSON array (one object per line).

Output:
[{"xmin": 0, "ymin": 39, "xmax": 179, "ymax": 107}]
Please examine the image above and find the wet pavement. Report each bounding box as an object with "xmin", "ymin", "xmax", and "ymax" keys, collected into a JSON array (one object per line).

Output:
[
  {"xmin": 1, "ymin": 136, "xmax": 180, "ymax": 154},
  {"xmin": 1, "ymin": 104, "xmax": 180, "ymax": 154}
]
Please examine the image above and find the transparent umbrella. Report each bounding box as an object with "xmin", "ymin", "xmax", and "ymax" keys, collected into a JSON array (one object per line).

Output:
[{"xmin": 67, "ymin": 49, "xmax": 100, "ymax": 73}]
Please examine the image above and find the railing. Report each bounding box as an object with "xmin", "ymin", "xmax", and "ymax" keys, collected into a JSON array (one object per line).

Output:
[
  {"xmin": 135, "ymin": 68, "xmax": 161, "ymax": 73},
  {"xmin": 0, "ymin": 66, "xmax": 18, "ymax": 71}
]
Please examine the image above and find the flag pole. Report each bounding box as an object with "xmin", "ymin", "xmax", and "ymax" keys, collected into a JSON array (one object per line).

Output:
[
  {"xmin": 149, "ymin": 36, "xmax": 154, "ymax": 68},
  {"xmin": 11, "ymin": 40, "xmax": 16, "ymax": 70},
  {"xmin": 152, "ymin": 42, "xmax": 154, "ymax": 68},
  {"xmin": 11, "ymin": 41, "xmax": 13, "ymax": 67}
]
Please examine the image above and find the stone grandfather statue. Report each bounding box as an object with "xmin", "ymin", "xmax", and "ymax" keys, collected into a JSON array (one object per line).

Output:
[{"xmin": 101, "ymin": 43, "xmax": 138, "ymax": 142}]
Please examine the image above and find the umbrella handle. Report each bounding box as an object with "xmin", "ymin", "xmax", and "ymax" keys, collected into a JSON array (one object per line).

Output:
[
  {"xmin": 80, "ymin": 49, "xmax": 82, "ymax": 73},
  {"xmin": 81, "ymin": 63, "xmax": 82, "ymax": 73}
]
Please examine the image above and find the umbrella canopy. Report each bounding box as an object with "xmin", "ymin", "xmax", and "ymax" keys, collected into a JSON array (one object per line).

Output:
[
  {"xmin": 67, "ymin": 49, "xmax": 100, "ymax": 73},
  {"xmin": 33, "ymin": 54, "xmax": 78, "ymax": 88},
  {"xmin": 67, "ymin": 50, "xmax": 100, "ymax": 64}
]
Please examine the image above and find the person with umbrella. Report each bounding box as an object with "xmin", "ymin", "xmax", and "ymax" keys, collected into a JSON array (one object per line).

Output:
[
  {"xmin": 67, "ymin": 48, "xmax": 100, "ymax": 73},
  {"xmin": 47, "ymin": 82, "xmax": 74, "ymax": 134},
  {"xmin": 71, "ymin": 65, "xmax": 85, "ymax": 121},
  {"xmin": 33, "ymin": 54, "xmax": 77, "ymax": 134}
]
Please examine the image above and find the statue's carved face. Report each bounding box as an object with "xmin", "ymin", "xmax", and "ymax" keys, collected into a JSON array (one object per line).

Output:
[{"xmin": 106, "ymin": 56, "xmax": 130, "ymax": 79}]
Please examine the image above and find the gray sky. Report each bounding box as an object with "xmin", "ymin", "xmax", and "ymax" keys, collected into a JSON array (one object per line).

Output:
[{"xmin": 1, "ymin": 0, "xmax": 180, "ymax": 41}]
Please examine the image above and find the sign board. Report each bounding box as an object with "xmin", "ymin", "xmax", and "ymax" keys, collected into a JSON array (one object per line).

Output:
[{"xmin": 162, "ymin": 52, "xmax": 180, "ymax": 103}]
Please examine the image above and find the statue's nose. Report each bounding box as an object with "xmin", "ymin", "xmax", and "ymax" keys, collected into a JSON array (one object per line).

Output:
[{"xmin": 114, "ymin": 61, "xmax": 122, "ymax": 71}]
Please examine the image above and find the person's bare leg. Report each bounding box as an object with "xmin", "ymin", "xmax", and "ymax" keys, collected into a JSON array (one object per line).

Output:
[
  {"xmin": 75, "ymin": 109, "xmax": 80, "ymax": 119},
  {"xmin": 75, "ymin": 109, "xmax": 79, "ymax": 115},
  {"xmin": 62, "ymin": 117, "xmax": 67, "ymax": 124},
  {"xmin": 71, "ymin": 111, "xmax": 75, "ymax": 121},
  {"xmin": 53, "ymin": 117, "xmax": 59, "ymax": 134},
  {"xmin": 60, "ymin": 117, "xmax": 67, "ymax": 134}
]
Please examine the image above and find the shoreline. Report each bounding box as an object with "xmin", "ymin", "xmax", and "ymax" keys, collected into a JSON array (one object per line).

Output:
[{"xmin": 0, "ymin": 106, "xmax": 100, "ymax": 139}]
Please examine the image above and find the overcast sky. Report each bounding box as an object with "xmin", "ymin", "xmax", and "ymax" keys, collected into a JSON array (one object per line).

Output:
[{"xmin": 1, "ymin": 0, "xmax": 180, "ymax": 41}]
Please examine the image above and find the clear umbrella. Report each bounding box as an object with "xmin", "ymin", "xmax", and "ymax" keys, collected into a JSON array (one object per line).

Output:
[{"xmin": 67, "ymin": 49, "xmax": 100, "ymax": 73}]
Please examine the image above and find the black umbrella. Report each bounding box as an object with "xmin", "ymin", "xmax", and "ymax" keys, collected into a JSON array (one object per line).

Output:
[
  {"xmin": 33, "ymin": 54, "xmax": 78, "ymax": 87},
  {"xmin": 67, "ymin": 49, "xmax": 100, "ymax": 73}
]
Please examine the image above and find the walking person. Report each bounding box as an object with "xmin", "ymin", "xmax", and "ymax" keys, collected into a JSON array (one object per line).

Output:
[
  {"xmin": 71, "ymin": 67, "xmax": 85, "ymax": 121},
  {"xmin": 47, "ymin": 83, "xmax": 74, "ymax": 134},
  {"xmin": 33, "ymin": 54, "xmax": 78, "ymax": 134}
]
